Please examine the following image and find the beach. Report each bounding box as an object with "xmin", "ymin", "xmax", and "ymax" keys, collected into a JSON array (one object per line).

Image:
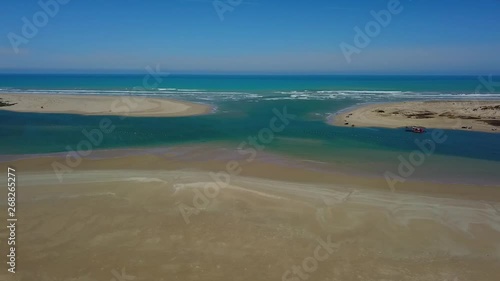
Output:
[
  {"xmin": 1, "ymin": 147, "xmax": 500, "ymax": 281},
  {"xmin": 2, "ymin": 0, "xmax": 500, "ymax": 278},
  {"xmin": 0, "ymin": 93, "xmax": 212, "ymax": 117},
  {"xmin": 1, "ymin": 75, "xmax": 500, "ymax": 281},
  {"xmin": 332, "ymin": 101, "xmax": 500, "ymax": 133}
]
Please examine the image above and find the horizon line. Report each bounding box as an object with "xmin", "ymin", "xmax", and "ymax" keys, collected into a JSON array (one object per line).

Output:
[{"xmin": 1, "ymin": 71, "xmax": 499, "ymax": 77}]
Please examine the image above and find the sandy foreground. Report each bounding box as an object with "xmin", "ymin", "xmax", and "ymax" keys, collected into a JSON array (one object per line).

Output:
[
  {"xmin": 0, "ymin": 93, "xmax": 211, "ymax": 117},
  {"xmin": 1, "ymin": 149, "xmax": 500, "ymax": 281},
  {"xmin": 333, "ymin": 101, "xmax": 500, "ymax": 133}
]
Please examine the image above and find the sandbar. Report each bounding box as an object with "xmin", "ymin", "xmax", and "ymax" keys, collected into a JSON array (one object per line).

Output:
[
  {"xmin": 0, "ymin": 93, "xmax": 212, "ymax": 117},
  {"xmin": 1, "ymin": 147, "xmax": 499, "ymax": 280},
  {"xmin": 332, "ymin": 100, "xmax": 500, "ymax": 133}
]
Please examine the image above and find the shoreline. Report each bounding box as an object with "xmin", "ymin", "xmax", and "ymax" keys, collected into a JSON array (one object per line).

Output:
[
  {"xmin": 3, "ymin": 145, "xmax": 500, "ymax": 199},
  {"xmin": 1, "ymin": 145, "xmax": 499, "ymax": 280},
  {"xmin": 1, "ymin": 150, "xmax": 500, "ymax": 281},
  {"xmin": 331, "ymin": 100, "xmax": 500, "ymax": 133},
  {"xmin": 0, "ymin": 93, "xmax": 213, "ymax": 117}
]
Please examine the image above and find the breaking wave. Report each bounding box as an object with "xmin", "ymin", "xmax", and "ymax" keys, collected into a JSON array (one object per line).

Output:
[{"xmin": 1, "ymin": 88, "xmax": 499, "ymax": 103}]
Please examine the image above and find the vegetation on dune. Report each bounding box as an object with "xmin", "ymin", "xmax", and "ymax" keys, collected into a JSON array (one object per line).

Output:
[{"xmin": 0, "ymin": 98, "xmax": 17, "ymax": 107}]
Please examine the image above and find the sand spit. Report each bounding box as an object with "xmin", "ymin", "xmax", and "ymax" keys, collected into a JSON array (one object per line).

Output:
[
  {"xmin": 333, "ymin": 100, "xmax": 500, "ymax": 133},
  {"xmin": 0, "ymin": 93, "xmax": 212, "ymax": 117}
]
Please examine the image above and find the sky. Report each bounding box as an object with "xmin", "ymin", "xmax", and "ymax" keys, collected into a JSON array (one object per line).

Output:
[{"xmin": 1, "ymin": 0, "xmax": 499, "ymax": 74}]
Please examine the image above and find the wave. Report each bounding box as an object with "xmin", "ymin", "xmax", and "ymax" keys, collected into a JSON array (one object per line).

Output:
[
  {"xmin": 1, "ymin": 88, "xmax": 499, "ymax": 103},
  {"xmin": 271, "ymin": 90, "xmax": 500, "ymax": 101}
]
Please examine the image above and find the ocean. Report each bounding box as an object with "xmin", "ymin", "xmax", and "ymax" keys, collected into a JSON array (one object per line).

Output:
[{"xmin": 1, "ymin": 74, "xmax": 499, "ymax": 185}]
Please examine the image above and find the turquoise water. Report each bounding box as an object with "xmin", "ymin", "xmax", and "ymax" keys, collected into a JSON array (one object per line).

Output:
[
  {"xmin": 1, "ymin": 75, "xmax": 499, "ymax": 184},
  {"xmin": 0, "ymin": 74, "xmax": 493, "ymax": 92}
]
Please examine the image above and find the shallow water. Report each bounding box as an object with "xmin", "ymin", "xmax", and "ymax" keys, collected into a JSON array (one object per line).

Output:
[{"xmin": 1, "ymin": 75, "xmax": 499, "ymax": 185}]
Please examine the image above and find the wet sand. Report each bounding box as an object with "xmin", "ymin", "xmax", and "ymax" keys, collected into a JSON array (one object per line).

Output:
[
  {"xmin": 332, "ymin": 101, "xmax": 500, "ymax": 133},
  {"xmin": 0, "ymin": 148, "xmax": 499, "ymax": 281},
  {"xmin": 0, "ymin": 93, "xmax": 212, "ymax": 117}
]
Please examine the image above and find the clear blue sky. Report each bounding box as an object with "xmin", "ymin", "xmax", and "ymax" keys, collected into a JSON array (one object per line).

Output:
[{"xmin": 1, "ymin": 0, "xmax": 499, "ymax": 74}]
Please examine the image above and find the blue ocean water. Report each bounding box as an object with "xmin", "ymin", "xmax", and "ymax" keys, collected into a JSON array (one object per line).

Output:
[
  {"xmin": 1, "ymin": 74, "xmax": 499, "ymax": 105},
  {"xmin": 0, "ymin": 74, "xmax": 496, "ymax": 92},
  {"xmin": 1, "ymin": 74, "xmax": 499, "ymax": 184}
]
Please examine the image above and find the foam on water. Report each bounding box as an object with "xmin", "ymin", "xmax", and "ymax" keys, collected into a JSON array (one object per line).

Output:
[{"xmin": 1, "ymin": 88, "xmax": 500, "ymax": 103}]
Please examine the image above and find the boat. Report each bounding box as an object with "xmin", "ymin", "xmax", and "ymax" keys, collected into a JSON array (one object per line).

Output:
[{"xmin": 405, "ymin": 126, "xmax": 426, "ymax": 133}]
